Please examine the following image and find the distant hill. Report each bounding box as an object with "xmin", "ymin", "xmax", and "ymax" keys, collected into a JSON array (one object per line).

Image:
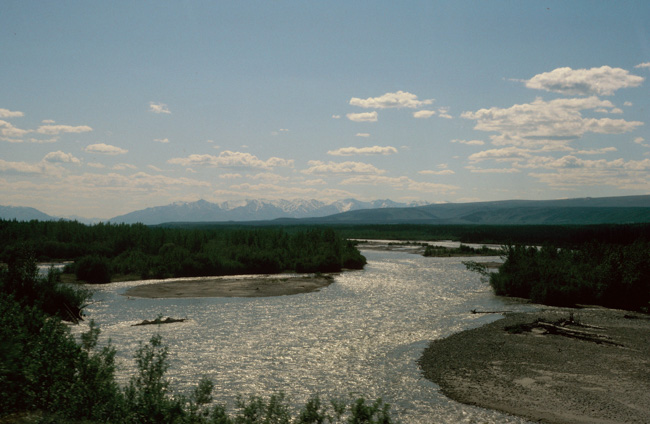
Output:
[
  {"xmin": 3, "ymin": 195, "xmax": 650, "ymax": 226},
  {"xmin": 300, "ymin": 195, "xmax": 650, "ymax": 225},
  {"xmin": 0, "ymin": 205, "xmax": 56, "ymax": 221},
  {"xmin": 108, "ymin": 198, "xmax": 428, "ymax": 225}
]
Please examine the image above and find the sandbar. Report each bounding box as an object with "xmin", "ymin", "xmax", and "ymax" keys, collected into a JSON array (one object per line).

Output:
[
  {"xmin": 419, "ymin": 307, "xmax": 650, "ymax": 424},
  {"xmin": 123, "ymin": 275, "xmax": 334, "ymax": 299}
]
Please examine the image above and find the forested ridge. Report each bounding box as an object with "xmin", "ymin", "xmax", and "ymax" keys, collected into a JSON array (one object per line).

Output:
[{"xmin": 0, "ymin": 220, "xmax": 367, "ymax": 283}]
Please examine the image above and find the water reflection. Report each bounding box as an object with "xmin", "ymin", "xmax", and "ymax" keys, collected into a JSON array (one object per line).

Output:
[{"xmin": 74, "ymin": 249, "xmax": 534, "ymax": 423}]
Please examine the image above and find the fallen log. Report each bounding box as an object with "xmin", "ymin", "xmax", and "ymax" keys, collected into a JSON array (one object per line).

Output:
[
  {"xmin": 132, "ymin": 317, "xmax": 187, "ymax": 326},
  {"xmin": 536, "ymin": 321, "xmax": 621, "ymax": 346}
]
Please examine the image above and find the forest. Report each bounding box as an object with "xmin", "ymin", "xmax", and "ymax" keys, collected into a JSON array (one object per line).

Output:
[
  {"xmin": 465, "ymin": 241, "xmax": 650, "ymax": 312},
  {"xmin": 0, "ymin": 220, "xmax": 367, "ymax": 284}
]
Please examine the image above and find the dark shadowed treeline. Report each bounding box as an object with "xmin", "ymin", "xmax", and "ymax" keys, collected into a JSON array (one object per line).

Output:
[
  {"xmin": 332, "ymin": 223, "xmax": 650, "ymax": 246},
  {"xmin": 467, "ymin": 242, "xmax": 650, "ymax": 312},
  {"xmin": 0, "ymin": 220, "xmax": 366, "ymax": 283}
]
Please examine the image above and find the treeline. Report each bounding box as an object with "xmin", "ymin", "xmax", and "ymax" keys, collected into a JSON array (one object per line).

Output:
[
  {"xmin": 423, "ymin": 244, "xmax": 499, "ymax": 257},
  {"xmin": 0, "ymin": 220, "xmax": 366, "ymax": 283},
  {"xmin": 0, "ymin": 252, "xmax": 394, "ymax": 423},
  {"xmin": 329, "ymin": 223, "xmax": 650, "ymax": 246},
  {"xmin": 469, "ymin": 242, "xmax": 650, "ymax": 312}
]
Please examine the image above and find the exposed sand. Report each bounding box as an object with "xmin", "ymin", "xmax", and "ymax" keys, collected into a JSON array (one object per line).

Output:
[
  {"xmin": 123, "ymin": 275, "xmax": 334, "ymax": 298},
  {"xmin": 419, "ymin": 307, "xmax": 650, "ymax": 423}
]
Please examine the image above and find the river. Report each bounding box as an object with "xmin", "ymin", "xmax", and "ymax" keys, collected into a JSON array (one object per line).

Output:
[{"xmin": 73, "ymin": 247, "xmax": 535, "ymax": 423}]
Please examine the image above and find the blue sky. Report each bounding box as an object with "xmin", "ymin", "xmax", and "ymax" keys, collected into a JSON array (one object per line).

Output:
[{"xmin": 2, "ymin": 1, "xmax": 649, "ymax": 219}]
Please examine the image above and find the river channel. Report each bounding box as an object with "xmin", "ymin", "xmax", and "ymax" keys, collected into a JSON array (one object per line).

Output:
[{"xmin": 73, "ymin": 246, "xmax": 535, "ymax": 423}]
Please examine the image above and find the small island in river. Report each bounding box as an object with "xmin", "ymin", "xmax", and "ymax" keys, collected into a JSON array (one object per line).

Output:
[{"xmin": 123, "ymin": 274, "xmax": 334, "ymax": 299}]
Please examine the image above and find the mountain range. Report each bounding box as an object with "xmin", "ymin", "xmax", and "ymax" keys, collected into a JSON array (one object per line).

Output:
[{"xmin": 1, "ymin": 195, "xmax": 650, "ymax": 226}]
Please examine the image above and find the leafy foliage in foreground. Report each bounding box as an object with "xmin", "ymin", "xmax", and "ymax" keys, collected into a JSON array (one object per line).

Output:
[
  {"xmin": 0, "ymin": 220, "xmax": 366, "ymax": 283},
  {"xmin": 467, "ymin": 242, "xmax": 650, "ymax": 311},
  {"xmin": 0, "ymin": 253, "xmax": 393, "ymax": 423}
]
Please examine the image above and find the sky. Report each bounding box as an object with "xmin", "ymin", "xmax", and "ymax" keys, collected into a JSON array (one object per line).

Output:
[{"xmin": 2, "ymin": 1, "xmax": 650, "ymax": 219}]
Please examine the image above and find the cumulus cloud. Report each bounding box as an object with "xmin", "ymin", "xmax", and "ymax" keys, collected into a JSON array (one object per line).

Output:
[
  {"xmin": 0, "ymin": 120, "xmax": 30, "ymax": 140},
  {"xmin": 149, "ymin": 102, "xmax": 171, "ymax": 114},
  {"xmin": 36, "ymin": 124, "xmax": 93, "ymax": 135},
  {"xmin": 327, "ymin": 146, "xmax": 398, "ymax": 156},
  {"xmin": 302, "ymin": 160, "xmax": 385, "ymax": 175},
  {"xmin": 0, "ymin": 108, "xmax": 24, "ymax": 118},
  {"xmin": 413, "ymin": 110, "xmax": 436, "ymax": 119},
  {"xmin": 0, "ymin": 159, "xmax": 44, "ymax": 174},
  {"xmin": 349, "ymin": 91, "xmax": 433, "ymax": 109},
  {"xmin": 468, "ymin": 147, "xmax": 532, "ymax": 163},
  {"xmin": 356, "ymin": 133, "xmax": 370, "ymax": 137},
  {"xmin": 451, "ymin": 139, "xmax": 485, "ymax": 146},
  {"xmin": 419, "ymin": 169, "xmax": 455, "ymax": 175},
  {"xmin": 465, "ymin": 166, "xmax": 521, "ymax": 174},
  {"xmin": 462, "ymin": 96, "xmax": 643, "ymax": 147},
  {"xmin": 154, "ymin": 138, "xmax": 169, "ymax": 143},
  {"xmin": 524, "ymin": 66, "xmax": 644, "ymax": 96},
  {"xmin": 634, "ymin": 62, "xmax": 650, "ymax": 69},
  {"xmin": 168, "ymin": 151, "xmax": 294, "ymax": 169},
  {"xmin": 332, "ymin": 115, "xmax": 341, "ymax": 119},
  {"xmin": 84, "ymin": 143, "xmax": 128, "ymax": 155},
  {"xmin": 346, "ymin": 111, "xmax": 378, "ymax": 122},
  {"xmin": 437, "ymin": 107, "xmax": 452, "ymax": 119},
  {"xmin": 43, "ymin": 151, "xmax": 81, "ymax": 164}
]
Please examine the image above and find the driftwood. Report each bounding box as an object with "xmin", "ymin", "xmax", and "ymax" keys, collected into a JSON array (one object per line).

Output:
[
  {"xmin": 132, "ymin": 317, "xmax": 187, "ymax": 326},
  {"xmin": 534, "ymin": 321, "xmax": 622, "ymax": 346}
]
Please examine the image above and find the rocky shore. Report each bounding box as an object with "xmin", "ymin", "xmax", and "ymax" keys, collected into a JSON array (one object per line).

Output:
[{"xmin": 419, "ymin": 307, "xmax": 650, "ymax": 424}]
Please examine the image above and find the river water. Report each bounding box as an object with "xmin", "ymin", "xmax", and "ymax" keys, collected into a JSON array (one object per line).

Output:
[{"xmin": 73, "ymin": 247, "xmax": 535, "ymax": 423}]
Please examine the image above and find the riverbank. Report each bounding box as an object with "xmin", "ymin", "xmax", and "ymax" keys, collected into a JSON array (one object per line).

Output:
[
  {"xmin": 419, "ymin": 307, "xmax": 650, "ymax": 423},
  {"xmin": 123, "ymin": 274, "xmax": 334, "ymax": 298}
]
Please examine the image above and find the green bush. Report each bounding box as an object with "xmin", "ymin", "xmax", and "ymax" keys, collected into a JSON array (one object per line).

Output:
[{"xmin": 75, "ymin": 254, "xmax": 112, "ymax": 284}]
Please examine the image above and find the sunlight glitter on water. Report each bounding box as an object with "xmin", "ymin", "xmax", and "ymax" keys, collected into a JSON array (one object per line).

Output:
[{"xmin": 73, "ymin": 250, "xmax": 534, "ymax": 423}]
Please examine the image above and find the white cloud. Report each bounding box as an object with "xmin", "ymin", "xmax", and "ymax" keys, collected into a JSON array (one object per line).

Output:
[
  {"xmin": 0, "ymin": 159, "xmax": 44, "ymax": 174},
  {"xmin": 149, "ymin": 102, "xmax": 171, "ymax": 114},
  {"xmin": 0, "ymin": 108, "xmax": 24, "ymax": 118},
  {"xmin": 250, "ymin": 172, "xmax": 289, "ymax": 183},
  {"xmin": 624, "ymin": 101, "xmax": 633, "ymax": 106},
  {"xmin": 437, "ymin": 107, "xmax": 452, "ymax": 119},
  {"xmin": 154, "ymin": 138, "xmax": 170, "ymax": 143},
  {"xmin": 112, "ymin": 163, "xmax": 137, "ymax": 170},
  {"xmin": 634, "ymin": 62, "xmax": 650, "ymax": 69},
  {"xmin": 148, "ymin": 165, "xmax": 164, "ymax": 172},
  {"xmin": 419, "ymin": 169, "xmax": 455, "ymax": 175},
  {"xmin": 451, "ymin": 139, "xmax": 485, "ymax": 146},
  {"xmin": 43, "ymin": 151, "xmax": 81, "ymax": 164},
  {"xmin": 87, "ymin": 162, "xmax": 105, "ymax": 169},
  {"xmin": 346, "ymin": 111, "xmax": 378, "ymax": 122},
  {"xmin": 634, "ymin": 137, "xmax": 646, "ymax": 144},
  {"xmin": 468, "ymin": 147, "xmax": 532, "ymax": 163},
  {"xmin": 0, "ymin": 120, "xmax": 30, "ymax": 140},
  {"xmin": 84, "ymin": 143, "xmax": 128, "ymax": 155},
  {"xmin": 36, "ymin": 124, "xmax": 93, "ymax": 135},
  {"xmin": 349, "ymin": 91, "xmax": 433, "ymax": 109},
  {"xmin": 465, "ymin": 166, "xmax": 521, "ymax": 174},
  {"xmin": 356, "ymin": 133, "xmax": 370, "ymax": 137},
  {"xmin": 327, "ymin": 146, "xmax": 398, "ymax": 156},
  {"xmin": 168, "ymin": 151, "xmax": 294, "ymax": 169},
  {"xmin": 413, "ymin": 110, "xmax": 436, "ymax": 119},
  {"xmin": 574, "ymin": 147, "xmax": 617, "ymax": 155},
  {"xmin": 524, "ymin": 66, "xmax": 644, "ymax": 96},
  {"xmin": 332, "ymin": 115, "xmax": 341, "ymax": 119},
  {"xmin": 462, "ymin": 96, "xmax": 643, "ymax": 147},
  {"xmin": 41, "ymin": 119, "xmax": 55, "ymax": 124},
  {"xmin": 302, "ymin": 160, "xmax": 385, "ymax": 175},
  {"xmin": 303, "ymin": 178, "xmax": 326, "ymax": 186},
  {"xmin": 219, "ymin": 173, "xmax": 242, "ymax": 179}
]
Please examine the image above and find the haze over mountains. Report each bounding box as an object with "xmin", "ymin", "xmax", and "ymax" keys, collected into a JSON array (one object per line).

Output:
[{"xmin": 1, "ymin": 195, "xmax": 650, "ymax": 226}]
